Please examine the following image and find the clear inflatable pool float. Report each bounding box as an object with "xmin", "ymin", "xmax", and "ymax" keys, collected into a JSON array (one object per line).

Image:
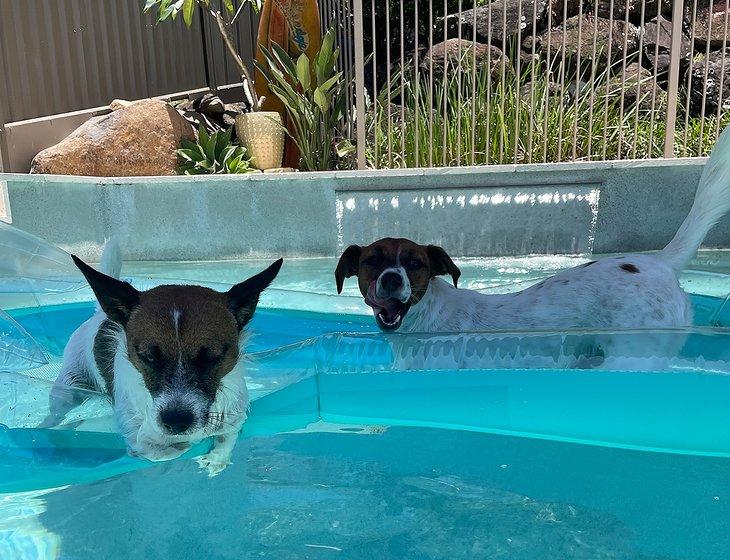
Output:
[{"xmin": 1, "ymin": 222, "xmax": 730, "ymax": 495}]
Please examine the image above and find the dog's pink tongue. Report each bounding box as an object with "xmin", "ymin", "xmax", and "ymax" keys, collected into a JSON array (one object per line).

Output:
[{"xmin": 364, "ymin": 281, "xmax": 401, "ymax": 315}]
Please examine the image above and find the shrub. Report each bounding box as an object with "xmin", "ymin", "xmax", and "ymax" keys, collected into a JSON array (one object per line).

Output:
[{"xmin": 256, "ymin": 28, "xmax": 354, "ymax": 171}]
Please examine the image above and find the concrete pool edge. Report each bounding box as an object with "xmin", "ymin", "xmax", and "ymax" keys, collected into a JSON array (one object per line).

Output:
[{"xmin": 2, "ymin": 157, "xmax": 730, "ymax": 261}]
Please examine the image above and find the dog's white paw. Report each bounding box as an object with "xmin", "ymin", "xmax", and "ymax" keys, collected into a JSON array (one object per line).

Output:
[
  {"xmin": 129, "ymin": 440, "xmax": 190, "ymax": 462},
  {"xmin": 196, "ymin": 449, "xmax": 232, "ymax": 477}
]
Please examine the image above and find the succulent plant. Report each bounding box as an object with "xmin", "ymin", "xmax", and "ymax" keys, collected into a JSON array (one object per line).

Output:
[{"xmin": 176, "ymin": 126, "xmax": 255, "ymax": 175}]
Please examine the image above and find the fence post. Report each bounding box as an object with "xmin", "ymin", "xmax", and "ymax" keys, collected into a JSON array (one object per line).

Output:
[
  {"xmin": 663, "ymin": 0, "xmax": 685, "ymax": 158},
  {"xmin": 352, "ymin": 0, "xmax": 367, "ymax": 169}
]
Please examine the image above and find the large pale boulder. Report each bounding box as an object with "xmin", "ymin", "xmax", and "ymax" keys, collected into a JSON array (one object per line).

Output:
[{"xmin": 31, "ymin": 99, "xmax": 194, "ymax": 176}]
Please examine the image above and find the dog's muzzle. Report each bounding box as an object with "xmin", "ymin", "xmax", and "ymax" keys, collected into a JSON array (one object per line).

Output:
[
  {"xmin": 159, "ymin": 406, "xmax": 195, "ymax": 435},
  {"xmin": 156, "ymin": 382, "xmax": 208, "ymax": 436},
  {"xmin": 365, "ymin": 269, "xmax": 411, "ymax": 331}
]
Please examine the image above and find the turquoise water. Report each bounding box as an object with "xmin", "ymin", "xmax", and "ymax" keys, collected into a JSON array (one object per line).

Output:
[
  {"xmin": 1, "ymin": 254, "xmax": 730, "ymax": 559},
  {"xmin": 2, "ymin": 423, "xmax": 730, "ymax": 559},
  {"xmin": 121, "ymin": 251, "xmax": 730, "ymax": 297}
]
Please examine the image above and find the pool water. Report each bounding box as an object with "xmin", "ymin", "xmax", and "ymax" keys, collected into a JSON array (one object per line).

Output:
[
  {"xmin": 2, "ymin": 425, "xmax": 729, "ymax": 559},
  {"xmin": 1, "ymin": 253, "xmax": 730, "ymax": 559},
  {"xmin": 121, "ymin": 251, "xmax": 730, "ymax": 298}
]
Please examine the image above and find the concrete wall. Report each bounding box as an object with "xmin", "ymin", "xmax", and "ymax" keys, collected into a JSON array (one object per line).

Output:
[{"xmin": 1, "ymin": 158, "xmax": 728, "ymax": 261}]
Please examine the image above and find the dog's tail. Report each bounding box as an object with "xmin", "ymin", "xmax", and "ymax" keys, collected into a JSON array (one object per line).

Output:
[
  {"xmin": 659, "ymin": 126, "xmax": 730, "ymax": 272},
  {"xmin": 99, "ymin": 237, "xmax": 122, "ymax": 279}
]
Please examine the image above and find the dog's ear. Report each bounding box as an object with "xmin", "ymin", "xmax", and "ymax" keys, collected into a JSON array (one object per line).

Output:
[
  {"xmin": 227, "ymin": 258, "xmax": 283, "ymax": 330},
  {"xmin": 335, "ymin": 245, "xmax": 362, "ymax": 294},
  {"xmin": 72, "ymin": 255, "xmax": 140, "ymax": 326},
  {"xmin": 427, "ymin": 245, "xmax": 461, "ymax": 287}
]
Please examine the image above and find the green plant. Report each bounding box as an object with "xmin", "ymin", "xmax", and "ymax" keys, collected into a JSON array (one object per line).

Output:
[
  {"xmin": 177, "ymin": 126, "xmax": 255, "ymax": 174},
  {"xmin": 368, "ymin": 54, "xmax": 730, "ymax": 168},
  {"xmin": 255, "ymin": 28, "xmax": 353, "ymax": 171},
  {"xmin": 143, "ymin": 0, "xmax": 263, "ymax": 109}
]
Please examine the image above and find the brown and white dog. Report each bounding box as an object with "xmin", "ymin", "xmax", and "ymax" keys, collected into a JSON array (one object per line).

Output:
[
  {"xmin": 44, "ymin": 241, "xmax": 282, "ymax": 476},
  {"xmin": 336, "ymin": 126, "xmax": 730, "ymax": 365}
]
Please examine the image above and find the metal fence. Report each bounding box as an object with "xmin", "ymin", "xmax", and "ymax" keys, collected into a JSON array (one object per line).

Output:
[
  {"xmin": 2, "ymin": 0, "xmax": 728, "ymax": 173},
  {"xmin": 350, "ymin": 0, "xmax": 730, "ymax": 169}
]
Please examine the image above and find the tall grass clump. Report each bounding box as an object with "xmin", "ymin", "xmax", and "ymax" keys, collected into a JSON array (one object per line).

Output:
[{"xmin": 367, "ymin": 54, "xmax": 730, "ymax": 168}]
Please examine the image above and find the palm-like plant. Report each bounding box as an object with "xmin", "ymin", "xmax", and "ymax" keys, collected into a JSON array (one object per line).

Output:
[{"xmin": 255, "ymin": 28, "xmax": 352, "ymax": 171}]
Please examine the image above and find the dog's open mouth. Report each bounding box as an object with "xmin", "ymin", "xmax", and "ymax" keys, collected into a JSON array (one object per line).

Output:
[{"xmin": 365, "ymin": 282, "xmax": 410, "ymax": 331}]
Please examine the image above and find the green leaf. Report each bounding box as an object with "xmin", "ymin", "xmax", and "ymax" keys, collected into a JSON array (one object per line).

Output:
[
  {"xmin": 143, "ymin": 0, "xmax": 161, "ymax": 13},
  {"xmin": 332, "ymin": 90, "xmax": 347, "ymax": 120},
  {"xmin": 270, "ymin": 42, "xmax": 297, "ymax": 79},
  {"xmin": 319, "ymin": 28, "xmax": 335, "ymax": 67},
  {"xmin": 215, "ymin": 127, "xmax": 233, "ymax": 158},
  {"xmin": 182, "ymin": 0, "xmax": 195, "ymax": 27},
  {"xmin": 318, "ymin": 72, "xmax": 341, "ymax": 94},
  {"xmin": 180, "ymin": 137, "xmax": 198, "ymax": 151},
  {"xmin": 336, "ymin": 140, "xmax": 356, "ymax": 158},
  {"xmin": 314, "ymin": 88, "xmax": 329, "ymax": 113},
  {"xmin": 176, "ymin": 148, "xmax": 202, "ymax": 162},
  {"xmin": 198, "ymin": 125, "xmax": 209, "ymax": 146},
  {"xmin": 296, "ymin": 54, "xmax": 311, "ymax": 91},
  {"xmin": 223, "ymin": 0, "xmax": 235, "ymax": 13}
]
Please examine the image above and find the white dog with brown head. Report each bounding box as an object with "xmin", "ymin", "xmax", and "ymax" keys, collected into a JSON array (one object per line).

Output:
[{"xmin": 336, "ymin": 127, "xmax": 730, "ymax": 366}]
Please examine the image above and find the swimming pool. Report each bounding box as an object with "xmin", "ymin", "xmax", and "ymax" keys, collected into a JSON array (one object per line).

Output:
[{"xmin": 1, "ymin": 253, "xmax": 730, "ymax": 559}]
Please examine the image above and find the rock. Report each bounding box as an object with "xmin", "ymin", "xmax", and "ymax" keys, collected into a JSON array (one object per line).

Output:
[
  {"xmin": 643, "ymin": 16, "xmax": 693, "ymax": 76},
  {"xmin": 596, "ymin": 0, "xmax": 639, "ymax": 19},
  {"xmin": 608, "ymin": 62, "xmax": 667, "ymax": 110},
  {"xmin": 193, "ymin": 93, "xmax": 226, "ymax": 115},
  {"xmin": 31, "ymin": 99, "xmax": 194, "ymax": 176},
  {"xmin": 263, "ymin": 167, "xmax": 296, "ymax": 173},
  {"xmin": 687, "ymin": 2, "xmax": 730, "ymax": 50},
  {"xmin": 519, "ymin": 80, "xmax": 564, "ymax": 102},
  {"xmin": 443, "ymin": 0, "xmax": 550, "ymax": 46},
  {"xmin": 688, "ymin": 47, "xmax": 730, "ymax": 116},
  {"xmin": 421, "ymin": 39, "xmax": 511, "ymax": 80},
  {"xmin": 109, "ymin": 99, "xmax": 133, "ymax": 111},
  {"xmin": 524, "ymin": 15, "xmax": 640, "ymax": 72},
  {"xmin": 595, "ymin": 0, "xmax": 671, "ymax": 21},
  {"xmin": 549, "ymin": 0, "xmax": 583, "ymax": 24}
]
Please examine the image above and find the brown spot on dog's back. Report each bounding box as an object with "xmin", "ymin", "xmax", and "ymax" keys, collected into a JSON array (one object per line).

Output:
[{"xmin": 620, "ymin": 263, "xmax": 640, "ymax": 273}]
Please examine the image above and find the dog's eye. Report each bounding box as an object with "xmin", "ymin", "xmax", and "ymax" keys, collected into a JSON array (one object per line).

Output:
[
  {"xmin": 194, "ymin": 347, "xmax": 223, "ymax": 368},
  {"xmin": 138, "ymin": 346, "xmax": 161, "ymax": 366},
  {"xmin": 407, "ymin": 259, "xmax": 423, "ymax": 270},
  {"xmin": 363, "ymin": 255, "xmax": 382, "ymax": 267}
]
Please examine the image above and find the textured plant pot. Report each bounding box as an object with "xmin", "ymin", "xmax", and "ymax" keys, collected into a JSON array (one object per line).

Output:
[{"xmin": 235, "ymin": 111, "xmax": 285, "ymax": 170}]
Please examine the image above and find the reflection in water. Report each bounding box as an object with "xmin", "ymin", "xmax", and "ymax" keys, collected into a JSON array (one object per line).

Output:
[
  {"xmin": 0, "ymin": 488, "xmax": 61, "ymax": 560},
  {"xmin": 0, "ymin": 426, "xmax": 724, "ymax": 559}
]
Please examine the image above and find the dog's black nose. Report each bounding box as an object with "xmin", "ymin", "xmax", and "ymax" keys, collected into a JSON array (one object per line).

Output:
[
  {"xmin": 159, "ymin": 408, "xmax": 195, "ymax": 435},
  {"xmin": 380, "ymin": 272, "xmax": 403, "ymax": 292}
]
